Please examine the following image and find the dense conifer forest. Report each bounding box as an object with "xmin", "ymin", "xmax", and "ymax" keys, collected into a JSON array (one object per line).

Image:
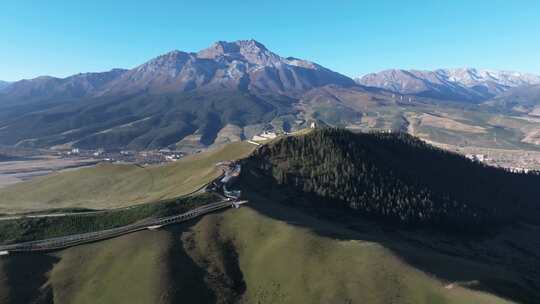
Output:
[{"xmin": 244, "ymin": 129, "xmax": 540, "ymax": 230}]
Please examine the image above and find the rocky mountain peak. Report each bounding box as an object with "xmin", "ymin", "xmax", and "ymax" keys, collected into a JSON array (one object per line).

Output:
[
  {"xmin": 137, "ymin": 50, "xmax": 192, "ymax": 72},
  {"xmin": 198, "ymin": 39, "xmax": 267, "ymax": 55},
  {"xmin": 197, "ymin": 39, "xmax": 281, "ymax": 66}
]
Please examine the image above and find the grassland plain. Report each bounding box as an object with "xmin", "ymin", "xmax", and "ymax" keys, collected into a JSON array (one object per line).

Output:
[{"xmin": 0, "ymin": 141, "xmax": 255, "ymax": 214}]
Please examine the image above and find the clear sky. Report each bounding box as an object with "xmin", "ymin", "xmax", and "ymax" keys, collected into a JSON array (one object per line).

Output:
[{"xmin": 1, "ymin": 0, "xmax": 539, "ymax": 81}]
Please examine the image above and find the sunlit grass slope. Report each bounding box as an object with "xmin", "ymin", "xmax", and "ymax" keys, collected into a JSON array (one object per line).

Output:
[
  {"xmin": 186, "ymin": 203, "xmax": 514, "ymax": 304},
  {"xmin": 0, "ymin": 141, "xmax": 255, "ymax": 214},
  {"xmin": 0, "ymin": 201, "xmax": 516, "ymax": 304},
  {"xmin": 48, "ymin": 230, "xmax": 173, "ymax": 304}
]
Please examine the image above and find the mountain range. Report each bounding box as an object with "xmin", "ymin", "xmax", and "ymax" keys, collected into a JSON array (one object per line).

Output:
[
  {"xmin": 0, "ymin": 40, "xmax": 354, "ymax": 101},
  {"xmin": 357, "ymin": 68, "xmax": 540, "ymax": 102},
  {"xmin": 1, "ymin": 39, "xmax": 540, "ymax": 151}
]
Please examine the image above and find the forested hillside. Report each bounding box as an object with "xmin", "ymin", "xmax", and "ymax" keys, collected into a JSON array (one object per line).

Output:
[{"xmin": 244, "ymin": 129, "xmax": 540, "ymax": 231}]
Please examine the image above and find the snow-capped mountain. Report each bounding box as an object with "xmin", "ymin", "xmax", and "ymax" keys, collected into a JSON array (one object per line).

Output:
[
  {"xmin": 357, "ymin": 68, "xmax": 540, "ymax": 102},
  {"xmin": 443, "ymin": 68, "xmax": 540, "ymax": 88}
]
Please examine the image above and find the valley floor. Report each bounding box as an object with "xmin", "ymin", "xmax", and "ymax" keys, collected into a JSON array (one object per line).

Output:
[{"xmin": 0, "ymin": 156, "xmax": 97, "ymax": 190}]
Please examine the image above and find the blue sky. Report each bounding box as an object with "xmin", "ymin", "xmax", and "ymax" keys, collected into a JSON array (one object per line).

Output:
[{"xmin": 1, "ymin": 0, "xmax": 539, "ymax": 81}]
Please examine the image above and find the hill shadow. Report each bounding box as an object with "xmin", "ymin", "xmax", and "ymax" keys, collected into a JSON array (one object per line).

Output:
[
  {"xmin": 1, "ymin": 253, "xmax": 58, "ymax": 304},
  {"xmin": 239, "ymin": 176, "xmax": 540, "ymax": 304}
]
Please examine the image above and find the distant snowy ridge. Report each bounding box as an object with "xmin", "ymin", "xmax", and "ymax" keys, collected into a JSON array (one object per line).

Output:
[{"xmin": 357, "ymin": 68, "xmax": 540, "ymax": 101}]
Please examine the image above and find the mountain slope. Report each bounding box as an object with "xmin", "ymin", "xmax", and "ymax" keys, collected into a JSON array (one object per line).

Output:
[
  {"xmin": 0, "ymin": 40, "xmax": 356, "ymax": 150},
  {"xmin": 0, "ymin": 202, "xmax": 518, "ymax": 304},
  {"xmin": 0, "ymin": 89, "xmax": 297, "ymax": 150},
  {"xmin": 0, "ymin": 69, "xmax": 127, "ymax": 104},
  {"xmin": 485, "ymin": 84, "xmax": 540, "ymax": 114},
  {"xmin": 357, "ymin": 68, "xmax": 540, "ymax": 102}
]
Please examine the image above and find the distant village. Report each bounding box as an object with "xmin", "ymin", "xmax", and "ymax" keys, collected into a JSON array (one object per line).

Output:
[
  {"xmin": 59, "ymin": 129, "xmax": 287, "ymax": 165},
  {"xmin": 38, "ymin": 124, "xmax": 321, "ymax": 166},
  {"xmin": 39, "ymin": 122, "xmax": 540, "ymax": 174},
  {"xmin": 62, "ymin": 147, "xmax": 184, "ymax": 165},
  {"xmin": 465, "ymin": 153, "xmax": 534, "ymax": 174}
]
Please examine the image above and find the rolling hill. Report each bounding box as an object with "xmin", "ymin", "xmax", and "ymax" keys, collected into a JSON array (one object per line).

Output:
[
  {"xmin": 0, "ymin": 199, "xmax": 519, "ymax": 304},
  {"xmin": 1, "ymin": 131, "xmax": 539, "ymax": 303},
  {"xmin": 0, "ymin": 141, "xmax": 255, "ymax": 214}
]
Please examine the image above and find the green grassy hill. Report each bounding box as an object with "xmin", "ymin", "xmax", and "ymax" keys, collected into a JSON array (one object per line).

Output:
[
  {"xmin": 0, "ymin": 200, "xmax": 516, "ymax": 304},
  {"xmin": 1, "ymin": 131, "xmax": 539, "ymax": 303},
  {"xmin": 0, "ymin": 227, "xmax": 214, "ymax": 304},
  {"xmin": 0, "ymin": 141, "xmax": 255, "ymax": 214},
  {"xmin": 0, "ymin": 193, "xmax": 220, "ymax": 245},
  {"xmin": 188, "ymin": 201, "xmax": 514, "ymax": 304}
]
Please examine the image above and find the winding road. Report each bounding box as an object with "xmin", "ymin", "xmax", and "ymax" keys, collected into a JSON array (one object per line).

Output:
[
  {"xmin": 0, "ymin": 168, "xmax": 225, "ymax": 222},
  {"xmin": 0, "ymin": 162, "xmax": 246, "ymax": 255},
  {"xmin": 0, "ymin": 199, "xmax": 247, "ymax": 254}
]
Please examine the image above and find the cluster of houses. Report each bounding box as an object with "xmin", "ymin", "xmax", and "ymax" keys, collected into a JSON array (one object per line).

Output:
[
  {"xmin": 63, "ymin": 147, "xmax": 184, "ymax": 165},
  {"xmin": 248, "ymin": 122, "xmax": 318, "ymax": 144},
  {"xmin": 392, "ymin": 94, "xmax": 414, "ymax": 103},
  {"xmin": 251, "ymin": 131, "xmax": 278, "ymax": 142},
  {"xmin": 465, "ymin": 153, "xmax": 536, "ymax": 174},
  {"xmin": 507, "ymin": 167, "xmax": 532, "ymax": 174},
  {"xmin": 465, "ymin": 153, "xmax": 487, "ymax": 162}
]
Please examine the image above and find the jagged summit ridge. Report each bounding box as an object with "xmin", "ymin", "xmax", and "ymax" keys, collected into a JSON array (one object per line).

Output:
[
  {"xmin": 100, "ymin": 39, "xmax": 355, "ymax": 96},
  {"xmin": 1, "ymin": 39, "xmax": 355, "ymax": 100}
]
